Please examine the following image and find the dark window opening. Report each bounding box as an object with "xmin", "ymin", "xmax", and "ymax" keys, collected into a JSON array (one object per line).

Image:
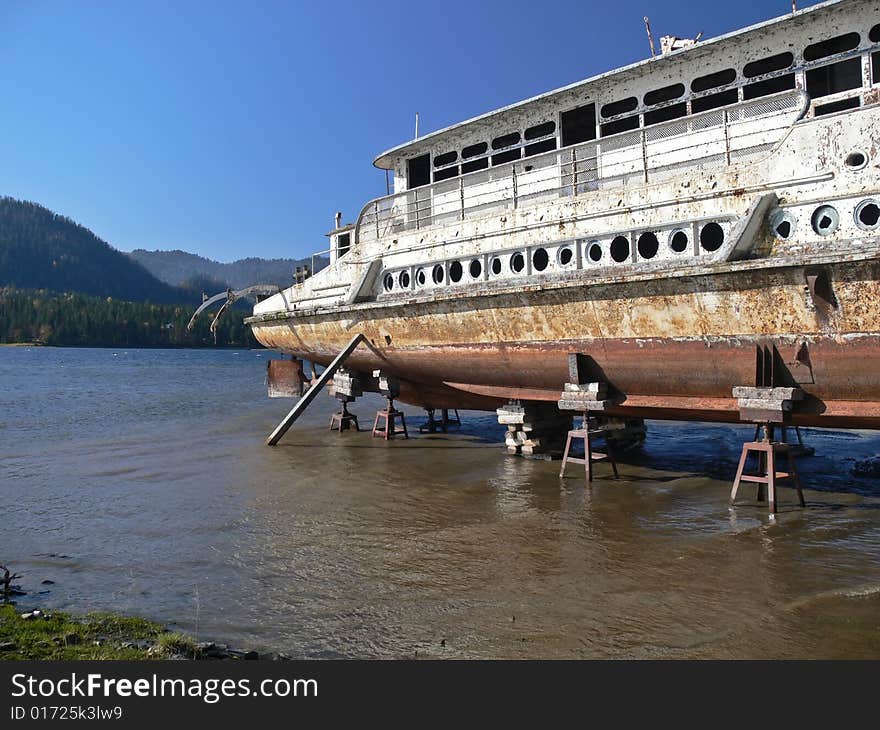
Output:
[
  {"xmin": 815, "ymin": 97, "xmax": 861, "ymax": 116},
  {"xmin": 804, "ymin": 32, "xmax": 861, "ymax": 62},
  {"xmin": 492, "ymin": 132, "xmax": 520, "ymax": 149},
  {"xmin": 432, "ymin": 264, "xmax": 444, "ymax": 284},
  {"xmin": 700, "ymin": 222, "xmax": 725, "ymax": 251},
  {"xmin": 525, "ymin": 121, "xmax": 556, "ymax": 139},
  {"xmin": 433, "ymin": 166, "xmax": 459, "ymax": 182},
  {"xmin": 743, "ymin": 73, "xmax": 796, "ymax": 100},
  {"xmin": 601, "ymin": 97, "xmax": 638, "ymax": 118},
  {"xmin": 560, "ymin": 103, "xmax": 597, "ymax": 146},
  {"xmin": 491, "ymin": 257, "xmax": 502, "ymax": 275},
  {"xmin": 644, "ymin": 83, "xmax": 685, "ymax": 106},
  {"xmin": 669, "ymin": 230, "xmax": 689, "ymax": 253},
  {"xmin": 337, "ymin": 232, "xmax": 350, "ymax": 258},
  {"xmin": 858, "ymin": 201, "xmax": 880, "ymax": 227},
  {"xmin": 806, "ymin": 57, "xmax": 863, "ymax": 98},
  {"xmin": 744, "ymin": 51, "xmax": 794, "ymax": 78},
  {"xmin": 587, "ymin": 242, "xmax": 602, "ymax": 262},
  {"xmin": 691, "ymin": 88, "xmax": 739, "ymax": 113},
  {"xmin": 469, "ymin": 259, "xmax": 482, "ymax": 278},
  {"xmin": 492, "ymin": 148, "xmax": 521, "ymax": 166},
  {"xmin": 524, "ymin": 138, "xmax": 557, "ymax": 157},
  {"xmin": 558, "ymin": 247, "xmax": 573, "ymax": 265},
  {"xmin": 871, "ymin": 24, "xmax": 880, "ymax": 43},
  {"xmin": 407, "ymin": 154, "xmax": 431, "ymax": 189},
  {"xmin": 399, "ymin": 270, "xmax": 410, "ymax": 288},
  {"xmin": 600, "ymin": 115, "xmax": 639, "ymax": 137},
  {"xmin": 433, "ymin": 151, "xmax": 457, "ymax": 167},
  {"xmin": 644, "ymin": 102, "xmax": 687, "ymax": 126},
  {"xmin": 510, "ymin": 252, "xmax": 525, "ymax": 273},
  {"xmin": 461, "ymin": 158, "xmax": 489, "ymax": 174},
  {"xmin": 692, "ymin": 68, "xmax": 737, "ymax": 93},
  {"xmin": 637, "ymin": 232, "xmax": 659, "ymax": 260},
  {"xmin": 462, "ymin": 142, "xmax": 488, "ymax": 159},
  {"xmin": 610, "ymin": 235, "xmax": 630, "ymax": 263},
  {"xmin": 416, "ymin": 268, "xmax": 426, "ymax": 286},
  {"xmin": 874, "ymin": 51, "xmax": 880, "ymax": 83},
  {"xmin": 532, "ymin": 248, "xmax": 549, "ymax": 272},
  {"xmin": 449, "ymin": 261, "xmax": 463, "ymax": 283}
]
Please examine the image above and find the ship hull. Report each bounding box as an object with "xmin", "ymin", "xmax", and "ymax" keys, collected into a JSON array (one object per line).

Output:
[{"xmin": 249, "ymin": 257, "xmax": 880, "ymax": 428}]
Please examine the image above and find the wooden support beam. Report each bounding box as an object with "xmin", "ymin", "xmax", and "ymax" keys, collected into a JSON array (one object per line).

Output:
[{"xmin": 266, "ymin": 333, "xmax": 367, "ymax": 446}]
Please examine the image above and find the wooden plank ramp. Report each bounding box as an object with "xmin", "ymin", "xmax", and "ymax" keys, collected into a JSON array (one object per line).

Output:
[{"xmin": 266, "ymin": 333, "xmax": 366, "ymax": 446}]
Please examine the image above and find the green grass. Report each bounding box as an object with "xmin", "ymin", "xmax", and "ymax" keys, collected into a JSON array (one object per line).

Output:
[{"xmin": 0, "ymin": 604, "xmax": 196, "ymax": 660}]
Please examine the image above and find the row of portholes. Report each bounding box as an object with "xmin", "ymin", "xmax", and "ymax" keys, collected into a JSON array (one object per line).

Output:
[
  {"xmin": 380, "ymin": 221, "xmax": 728, "ymax": 292},
  {"xmin": 770, "ymin": 199, "xmax": 880, "ymax": 240}
]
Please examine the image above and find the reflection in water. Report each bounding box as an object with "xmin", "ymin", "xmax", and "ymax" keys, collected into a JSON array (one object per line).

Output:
[{"xmin": 1, "ymin": 347, "xmax": 880, "ymax": 658}]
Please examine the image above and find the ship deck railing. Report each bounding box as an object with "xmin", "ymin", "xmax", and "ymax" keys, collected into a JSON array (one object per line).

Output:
[{"xmin": 354, "ymin": 90, "xmax": 809, "ymax": 246}]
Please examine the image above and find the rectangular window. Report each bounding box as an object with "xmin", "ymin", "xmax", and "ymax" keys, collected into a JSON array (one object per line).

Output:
[
  {"xmin": 806, "ymin": 57, "xmax": 863, "ymax": 98},
  {"xmin": 337, "ymin": 233, "xmax": 350, "ymax": 258},
  {"xmin": 743, "ymin": 73, "xmax": 796, "ymax": 100},
  {"xmin": 874, "ymin": 51, "xmax": 880, "ymax": 84},
  {"xmin": 600, "ymin": 115, "xmax": 639, "ymax": 136},
  {"xmin": 644, "ymin": 102, "xmax": 687, "ymax": 126},
  {"xmin": 524, "ymin": 138, "xmax": 557, "ymax": 157},
  {"xmin": 815, "ymin": 97, "xmax": 861, "ymax": 116},
  {"xmin": 407, "ymin": 154, "xmax": 431, "ymax": 189},
  {"xmin": 433, "ymin": 166, "xmax": 459, "ymax": 182},
  {"xmin": 691, "ymin": 88, "xmax": 739, "ymax": 113},
  {"xmin": 560, "ymin": 103, "xmax": 597, "ymax": 146}
]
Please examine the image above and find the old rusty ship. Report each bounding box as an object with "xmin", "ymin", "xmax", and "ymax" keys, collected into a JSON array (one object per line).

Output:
[{"xmin": 246, "ymin": 0, "xmax": 880, "ymax": 430}]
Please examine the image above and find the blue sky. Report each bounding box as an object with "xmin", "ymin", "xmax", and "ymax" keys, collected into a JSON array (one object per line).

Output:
[{"xmin": 0, "ymin": 0, "xmax": 824, "ymax": 261}]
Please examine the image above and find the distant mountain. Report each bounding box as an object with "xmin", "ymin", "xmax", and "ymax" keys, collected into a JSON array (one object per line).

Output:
[
  {"xmin": 127, "ymin": 249, "xmax": 319, "ymax": 290},
  {"xmin": 0, "ymin": 197, "xmax": 184, "ymax": 303}
]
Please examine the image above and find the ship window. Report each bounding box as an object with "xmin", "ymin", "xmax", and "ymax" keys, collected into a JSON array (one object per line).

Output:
[
  {"xmin": 691, "ymin": 88, "xmax": 739, "ymax": 113},
  {"xmin": 492, "ymin": 132, "xmax": 520, "ymax": 149},
  {"xmin": 434, "ymin": 151, "xmax": 457, "ymax": 167},
  {"xmin": 407, "ymin": 154, "xmax": 431, "ymax": 189},
  {"xmin": 600, "ymin": 115, "xmax": 639, "ymax": 136},
  {"xmin": 700, "ymin": 222, "xmax": 725, "ymax": 252},
  {"xmin": 337, "ymin": 232, "xmax": 351, "ymax": 258},
  {"xmin": 743, "ymin": 51, "xmax": 794, "ymax": 78},
  {"xmin": 691, "ymin": 68, "xmax": 737, "ymax": 93},
  {"xmin": 492, "ymin": 148, "xmax": 522, "ymax": 166},
  {"xmin": 743, "ymin": 73, "xmax": 796, "ymax": 100},
  {"xmin": 525, "ymin": 121, "xmax": 556, "ymax": 139},
  {"xmin": 532, "ymin": 248, "xmax": 549, "ymax": 272},
  {"xmin": 461, "ymin": 142, "xmax": 488, "ymax": 173},
  {"xmin": 432, "ymin": 264, "xmax": 444, "ymax": 284},
  {"xmin": 383, "ymin": 273, "xmax": 394, "ymax": 292},
  {"xmin": 399, "ymin": 270, "xmax": 410, "ymax": 288},
  {"xmin": 871, "ymin": 24, "xmax": 880, "ymax": 43},
  {"xmin": 644, "ymin": 102, "xmax": 687, "ymax": 126},
  {"xmin": 815, "ymin": 97, "xmax": 861, "ymax": 116},
  {"xmin": 524, "ymin": 138, "xmax": 557, "ymax": 157},
  {"xmin": 560, "ymin": 103, "xmax": 597, "ymax": 146},
  {"xmin": 491, "ymin": 257, "xmax": 502, "ymax": 275},
  {"xmin": 510, "ymin": 252, "xmax": 525, "ymax": 273},
  {"xmin": 644, "ymin": 83, "xmax": 685, "ymax": 106},
  {"xmin": 469, "ymin": 259, "xmax": 482, "ymax": 278},
  {"xmin": 449, "ymin": 261, "xmax": 463, "ymax": 283},
  {"xmin": 637, "ymin": 232, "xmax": 659, "ymax": 260},
  {"xmin": 462, "ymin": 142, "xmax": 488, "ymax": 159},
  {"xmin": 610, "ymin": 236, "xmax": 630, "ymax": 263},
  {"xmin": 806, "ymin": 57, "xmax": 863, "ymax": 98},
  {"xmin": 601, "ymin": 97, "xmax": 638, "ymax": 118},
  {"xmin": 433, "ymin": 166, "xmax": 459, "ymax": 182},
  {"xmin": 804, "ymin": 32, "xmax": 860, "ymax": 62},
  {"xmin": 874, "ymin": 52, "xmax": 880, "ymax": 84}
]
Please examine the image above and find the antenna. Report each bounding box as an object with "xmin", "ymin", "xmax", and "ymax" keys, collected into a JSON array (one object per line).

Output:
[
  {"xmin": 414, "ymin": 112, "xmax": 420, "ymax": 139},
  {"xmin": 644, "ymin": 16, "xmax": 656, "ymax": 58}
]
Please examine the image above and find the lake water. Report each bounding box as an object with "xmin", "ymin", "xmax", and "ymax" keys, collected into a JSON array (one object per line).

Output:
[{"xmin": 2, "ymin": 347, "xmax": 880, "ymax": 658}]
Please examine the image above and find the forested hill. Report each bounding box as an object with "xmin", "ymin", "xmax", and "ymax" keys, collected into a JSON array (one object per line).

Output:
[
  {"xmin": 128, "ymin": 249, "xmax": 311, "ymax": 289},
  {"xmin": 0, "ymin": 197, "xmax": 184, "ymax": 303}
]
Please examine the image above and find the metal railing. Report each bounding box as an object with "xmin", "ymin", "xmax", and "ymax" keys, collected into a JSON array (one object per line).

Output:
[{"xmin": 355, "ymin": 90, "xmax": 809, "ymax": 245}]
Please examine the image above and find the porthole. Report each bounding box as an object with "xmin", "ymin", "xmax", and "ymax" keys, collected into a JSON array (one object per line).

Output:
[
  {"xmin": 532, "ymin": 247, "xmax": 549, "ymax": 272},
  {"xmin": 637, "ymin": 232, "xmax": 659, "ymax": 260},
  {"xmin": 811, "ymin": 205, "xmax": 839, "ymax": 236},
  {"xmin": 510, "ymin": 252, "xmax": 525, "ymax": 273},
  {"xmin": 557, "ymin": 246, "xmax": 574, "ymax": 266},
  {"xmin": 769, "ymin": 210, "xmax": 796, "ymax": 240},
  {"xmin": 845, "ymin": 151, "xmax": 867, "ymax": 170},
  {"xmin": 399, "ymin": 270, "xmax": 411, "ymax": 288},
  {"xmin": 586, "ymin": 241, "xmax": 603, "ymax": 263},
  {"xmin": 669, "ymin": 229, "xmax": 689, "ymax": 253},
  {"xmin": 855, "ymin": 199, "xmax": 880, "ymax": 230},
  {"xmin": 491, "ymin": 257, "xmax": 503, "ymax": 276},
  {"xmin": 432, "ymin": 264, "xmax": 444, "ymax": 285},
  {"xmin": 699, "ymin": 222, "xmax": 725, "ymax": 252},
  {"xmin": 610, "ymin": 235, "xmax": 630, "ymax": 263},
  {"xmin": 416, "ymin": 268, "xmax": 426, "ymax": 286},
  {"xmin": 469, "ymin": 259, "xmax": 482, "ymax": 278},
  {"xmin": 383, "ymin": 273, "xmax": 394, "ymax": 292},
  {"xmin": 449, "ymin": 261, "xmax": 463, "ymax": 282}
]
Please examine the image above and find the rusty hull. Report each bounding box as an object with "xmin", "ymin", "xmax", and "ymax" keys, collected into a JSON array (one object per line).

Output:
[{"xmin": 249, "ymin": 257, "xmax": 880, "ymax": 427}]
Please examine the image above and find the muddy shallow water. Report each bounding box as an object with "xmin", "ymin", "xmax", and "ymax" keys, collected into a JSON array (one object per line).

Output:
[{"xmin": 2, "ymin": 347, "xmax": 879, "ymax": 658}]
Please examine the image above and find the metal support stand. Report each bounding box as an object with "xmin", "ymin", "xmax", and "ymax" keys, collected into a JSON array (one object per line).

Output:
[
  {"xmin": 559, "ymin": 412, "xmax": 619, "ymax": 483},
  {"xmin": 419, "ymin": 408, "xmax": 461, "ymax": 433},
  {"xmin": 731, "ymin": 423, "xmax": 806, "ymax": 514},
  {"xmin": 372, "ymin": 398, "xmax": 409, "ymax": 440},
  {"xmin": 329, "ymin": 401, "xmax": 359, "ymax": 432}
]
